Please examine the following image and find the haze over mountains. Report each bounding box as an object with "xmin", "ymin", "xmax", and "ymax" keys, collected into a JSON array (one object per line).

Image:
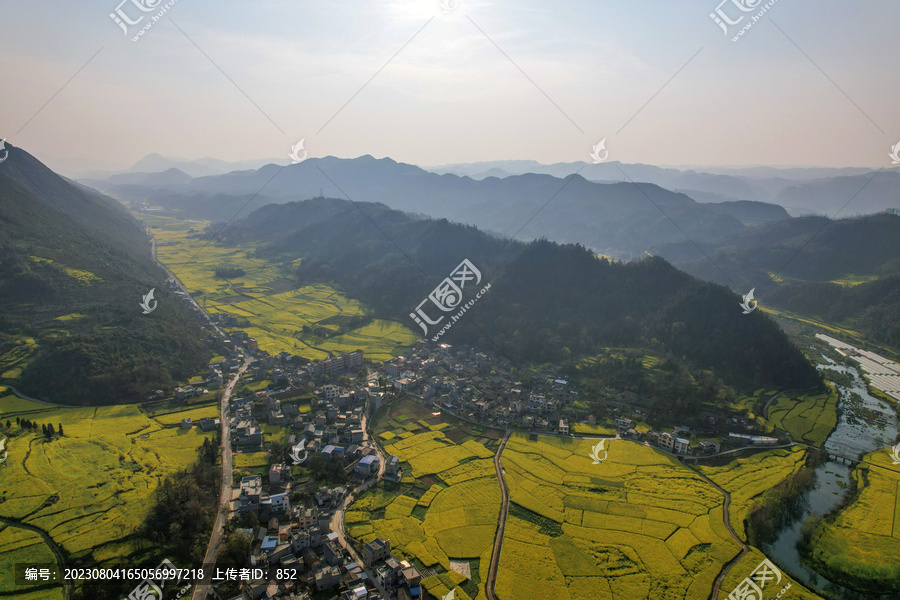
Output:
[
  {"xmin": 75, "ymin": 150, "xmax": 900, "ymax": 354},
  {"xmin": 83, "ymin": 155, "xmax": 796, "ymax": 258},
  {"xmin": 81, "ymin": 154, "xmax": 900, "ymax": 257},
  {"xmin": 1, "ymin": 144, "xmax": 831, "ymax": 402}
]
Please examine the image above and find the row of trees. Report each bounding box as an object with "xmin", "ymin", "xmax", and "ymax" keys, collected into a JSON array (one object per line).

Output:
[{"xmin": 6, "ymin": 417, "xmax": 64, "ymax": 437}]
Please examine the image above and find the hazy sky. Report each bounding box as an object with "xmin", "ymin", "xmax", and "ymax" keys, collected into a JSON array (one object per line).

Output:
[{"xmin": 2, "ymin": 0, "xmax": 898, "ymax": 173}]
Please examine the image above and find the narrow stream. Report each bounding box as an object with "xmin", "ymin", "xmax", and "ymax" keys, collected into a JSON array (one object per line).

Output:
[{"xmin": 765, "ymin": 356, "xmax": 899, "ymax": 600}]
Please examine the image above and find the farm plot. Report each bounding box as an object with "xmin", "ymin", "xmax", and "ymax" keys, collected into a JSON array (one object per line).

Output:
[
  {"xmin": 0, "ymin": 394, "xmax": 214, "ymax": 570},
  {"xmin": 0, "ymin": 525, "xmax": 62, "ymax": 596},
  {"xmin": 352, "ymin": 426, "xmax": 499, "ymax": 600},
  {"xmin": 150, "ymin": 218, "xmax": 415, "ymax": 361},
  {"xmin": 766, "ymin": 389, "xmax": 838, "ymax": 446},
  {"xmin": 697, "ymin": 446, "xmax": 808, "ymax": 540},
  {"xmin": 720, "ymin": 548, "xmax": 824, "ymax": 600},
  {"xmin": 496, "ymin": 434, "xmax": 742, "ymax": 600},
  {"xmin": 805, "ymin": 448, "xmax": 900, "ymax": 592}
]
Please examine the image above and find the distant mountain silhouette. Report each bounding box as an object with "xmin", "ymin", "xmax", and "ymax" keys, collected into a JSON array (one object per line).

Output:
[{"xmin": 86, "ymin": 155, "xmax": 791, "ymax": 258}]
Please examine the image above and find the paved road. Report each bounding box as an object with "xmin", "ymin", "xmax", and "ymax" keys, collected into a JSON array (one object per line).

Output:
[
  {"xmin": 328, "ymin": 389, "xmax": 390, "ymax": 598},
  {"xmin": 1, "ymin": 384, "xmax": 67, "ymax": 407},
  {"xmin": 192, "ymin": 358, "xmax": 250, "ymax": 600},
  {"xmin": 693, "ymin": 470, "xmax": 748, "ymax": 600},
  {"xmin": 485, "ymin": 433, "xmax": 510, "ymax": 600}
]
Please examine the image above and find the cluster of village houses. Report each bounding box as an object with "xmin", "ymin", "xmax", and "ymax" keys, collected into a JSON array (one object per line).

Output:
[
  {"xmin": 167, "ymin": 305, "xmax": 783, "ymax": 599},
  {"xmin": 179, "ymin": 346, "xmax": 415, "ymax": 600}
]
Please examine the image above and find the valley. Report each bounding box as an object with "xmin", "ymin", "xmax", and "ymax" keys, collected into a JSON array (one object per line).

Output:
[{"xmin": 3, "ymin": 7, "xmax": 900, "ymax": 593}]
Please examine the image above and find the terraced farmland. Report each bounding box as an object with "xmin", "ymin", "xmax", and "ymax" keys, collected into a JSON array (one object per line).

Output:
[
  {"xmin": 497, "ymin": 434, "xmax": 741, "ymax": 600},
  {"xmin": 0, "ymin": 392, "xmax": 215, "ymax": 588},
  {"xmin": 349, "ymin": 399, "xmax": 503, "ymax": 600},
  {"xmin": 697, "ymin": 446, "xmax": 809, "ymax": 540},
  {"xmin": 145, "ymin": 215, "xmax": 416, "ymax": 361},
  {"xmin": 804, "ymin": 448, "xmax": 900, "ymax": 592},
  {"xmin": 766, "ymin": 388, "xmax": 838, "ymax": 446}
]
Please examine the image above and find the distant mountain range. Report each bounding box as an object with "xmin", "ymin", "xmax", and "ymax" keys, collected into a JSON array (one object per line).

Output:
[
  {"xmin": 75, "ymin": 152, "xmax": 291, "ymax": 180},
  {"xmin": 427, "ymin": 160, "xmax": 900, "ymax": 216},
  {"xmin": 217, "ymin": 196, "xmax": 820, "ymax": 391},
  {"xmin": 82, "ymin": 155, "xmax": 793, "ymax": 258},
  {"xmin": 0, "ymin": 145, "xmax": 210, "ymax": 404}
]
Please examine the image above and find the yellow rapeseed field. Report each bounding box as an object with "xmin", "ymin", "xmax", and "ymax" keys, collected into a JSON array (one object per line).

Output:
[
  {"xmin": 805, "ymin": 449, "xmax": 900, "ymax": 592},
  {"xmin": 496, "ymin": 434, "xmax": 741, "ymax": 600},
  {"xmin": 0, "ymin": 393, "xmax": 214, "ymax": 580}
]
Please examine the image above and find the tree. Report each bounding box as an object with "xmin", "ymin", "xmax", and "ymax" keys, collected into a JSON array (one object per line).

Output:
[
  {"xmin": 5, "ymin": 420, "xmax": 10, "ymax": 429},
  {"xmin": 41, "ymin": 424, "xmax": 48, "ymax": 436},
  {"xmin": 268, "ymin": 440, "xmax": 287, "ymax": 466},
  {"xmin": 47, "ymin": 423, "xmax": 55, "ymax": 437},
  {"xmin": 15, "ymin": 417, "xmax": 20, "ymax": 426},
  {"xmin": 58, "ymin": 423, "xmax": 64, "ymax": 436},
  {"xmin": 219, "ymin": 531, "xmax": 252, "ymax": 569}
]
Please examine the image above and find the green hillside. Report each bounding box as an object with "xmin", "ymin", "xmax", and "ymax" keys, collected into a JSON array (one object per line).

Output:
[{"xmin": 0, "ymin": 145, "xmax": 211, "ymax": 404}]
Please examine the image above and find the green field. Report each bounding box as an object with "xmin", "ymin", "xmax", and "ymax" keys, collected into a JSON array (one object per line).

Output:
[
  {"xmin": 0, "ymin": 393, "xmax": 215, "ymax": 590},
  {"xmin": 766, "ymin": 388, "xmax": 838, "ymax": 446},
  {"xmin": 697, "ymin": 446, "xmax": 809, "ymax": 541},
  {"xmin": 145, "ymin": 215, "xmax": 417, "ymax": 361},
  {"xmin": 496, "ymin": 434, "xmax": 742, "ymax": 600},
  {"xmin": 570, "ymin": 423, "xmax": 616, "ymax": 436},
  {"xmin": 805, "ymin": 449, "xmax": 900, "ymax": 592}
]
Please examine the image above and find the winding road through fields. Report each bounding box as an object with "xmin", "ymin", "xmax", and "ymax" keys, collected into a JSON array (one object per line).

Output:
[
  {"xmin": 0, "ymin": 516, "xmax": 71, "ymax": 599},
  {"xmin": 485, "ymin": 433, "xmax": 510, "ymax": 600},
  {"xmin": 693, "ymin": 470, "xmax": 748, "ymax": 600}
]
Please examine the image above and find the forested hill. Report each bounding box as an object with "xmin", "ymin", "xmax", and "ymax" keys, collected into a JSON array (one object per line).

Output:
[
  {"xmin": 0, "ymin": 145, "xmax": 210, "ymax": 405},
  {"xmin": 222, "ymin": 198, "xmax": 820, "ymax": 391},
  {"xmin": 658, "ymin": 212, "xmax": 900, "ymax": 348}
]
